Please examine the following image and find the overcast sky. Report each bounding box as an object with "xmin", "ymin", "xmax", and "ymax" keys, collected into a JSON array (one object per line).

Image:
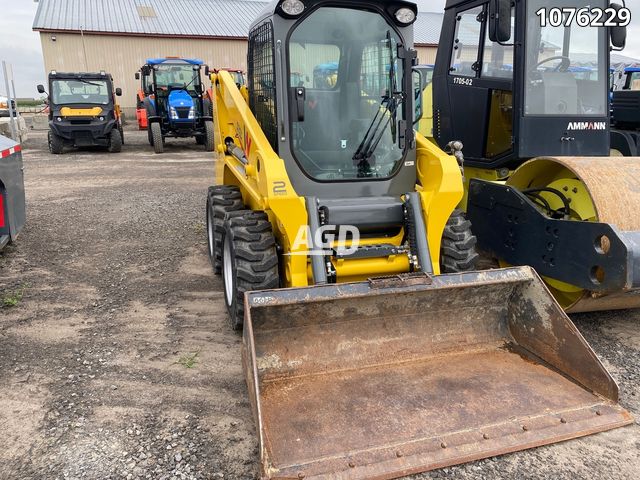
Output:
[{"xmin": 0, "ymin": 0, "xmax": 639, "ymax": 97}]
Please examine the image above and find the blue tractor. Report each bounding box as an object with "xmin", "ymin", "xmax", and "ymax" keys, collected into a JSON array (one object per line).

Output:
[{"xmin": 136, "ymin": 58, "xmax": 214, "ymax": 154}]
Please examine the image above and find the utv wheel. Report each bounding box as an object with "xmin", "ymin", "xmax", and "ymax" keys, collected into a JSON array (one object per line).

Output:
[
  {"xmin": 151, "ymin": 123, "xmax": 164, "ymax": 154},
  {"xmin": 108, "ymin": 128, "xmax": 122, "ymax": 153},
  {"xmin": 207, "ymin": 185, "xmax": 244, "ymax": 274},
  {"xmin": 440, "ymin": 209, "xmax": 479, "ymax": 273},
  {"xmin": 221, "ymin": 212, "xmax": 279, "ymax": 331},
  {"xmin": 119, "ymin": 125, "xmax": 125, "ymax": 145},
  {"xmin": 204, "ymin": 120, "xmax": 215, "ymax": 152},
  {"xmin": 48, "ymin": 131, "xmax": 64, "ymax": 154}
]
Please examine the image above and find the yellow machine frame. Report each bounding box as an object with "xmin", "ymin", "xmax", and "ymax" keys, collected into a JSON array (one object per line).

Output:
[{"xmin": 211, "ymin": 70, "xmax": 463, "ymax": 287}]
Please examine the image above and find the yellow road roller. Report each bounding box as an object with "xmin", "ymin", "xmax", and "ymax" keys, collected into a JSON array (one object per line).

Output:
[{"xmin": 431, "ymin": 0, "xmax": 640, "ymax": 312}]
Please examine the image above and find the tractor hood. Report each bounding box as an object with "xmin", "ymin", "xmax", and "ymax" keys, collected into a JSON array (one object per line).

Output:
[{"xmin": 168, "ymin": 89, "xmax": 194, "ymax": 109}]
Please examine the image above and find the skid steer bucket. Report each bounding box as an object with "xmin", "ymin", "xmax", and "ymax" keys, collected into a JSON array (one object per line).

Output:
[{"xmin": 242, "ymin": 267, "xmax": 632, "ymax": 480}]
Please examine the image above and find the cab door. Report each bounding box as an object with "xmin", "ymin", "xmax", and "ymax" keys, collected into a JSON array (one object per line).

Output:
[{"xmin": 442, "ymin": 2, "xmax": 516, "ymax": 168}]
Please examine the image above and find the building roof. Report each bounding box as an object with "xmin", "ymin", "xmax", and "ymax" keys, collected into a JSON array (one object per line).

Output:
[
  {"xmin": 33, "ymin": 0, "xmax": 269, "ymax": 38},
  {"xmin": 414, "ymin": 12, "xmax": 442, "ymax": 46},
  {"xmin": 33, "ymin": 0, "xmax": 444, "ymax": 44}
]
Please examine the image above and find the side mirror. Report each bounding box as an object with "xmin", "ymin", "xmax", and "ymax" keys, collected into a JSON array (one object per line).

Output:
[
  {"xmin": 37, "ymin": 84, "xmax": 46, "ymax": 94},
  {"xmin": 488, "ymin": 0, "xmax": 511, "ymax": 43},
  {"xmin": 412, "ymin": 69, "xmax": 423, "ymax": 126},
  {"xmin": 135, "ymin": 72, "xmax": 140, "ymax": 80},
  {"xmin": 204, "ymin": 65, "xmax": 210, "ymax": 76},
  {"xmin": 610, "ymin": 3, "xmax": 627, "ymax": 49},
  {"xmin": 115, "ymin": 87, "xmax": 122, "ymax": 96}
]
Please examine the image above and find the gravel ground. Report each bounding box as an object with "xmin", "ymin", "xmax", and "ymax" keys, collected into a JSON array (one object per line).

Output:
[{"xmin": 0, "ymin": 129, "xmax": 639, "ymax": 480}]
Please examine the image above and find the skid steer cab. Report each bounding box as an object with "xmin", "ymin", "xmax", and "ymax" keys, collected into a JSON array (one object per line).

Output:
[
  {"xmin": 136, "ymin": 58, "xmax": 214, "ymax": 154},
  {"xmin": 37, "ymin": 71, "xmax": 123, "ymax": 154},
  {"xmin": 206, "ymin": 1, "xmax": 632, "ymax": 478}
]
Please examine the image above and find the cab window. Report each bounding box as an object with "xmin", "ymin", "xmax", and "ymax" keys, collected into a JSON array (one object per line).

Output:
[
  {"xmin": 289, "ymin": 43, "xmax": 341, "ymax": 90},
  {"xmin": 450, "ymin": 6, "xmax": 482, "ymax": 77},
  {"xmin": 481, "ymin": 7, "xmax": 514, "ymax": 79}
]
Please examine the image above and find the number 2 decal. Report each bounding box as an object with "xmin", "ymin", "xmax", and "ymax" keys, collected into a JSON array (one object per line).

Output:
[{"xmin": 273, "ymin": 181, "xmax": 287, "ymax": 196}]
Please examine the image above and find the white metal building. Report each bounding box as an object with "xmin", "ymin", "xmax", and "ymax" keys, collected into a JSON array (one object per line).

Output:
[{"xmin": 33, "ymin": 0, "xmax": 442, "ymax": 117}]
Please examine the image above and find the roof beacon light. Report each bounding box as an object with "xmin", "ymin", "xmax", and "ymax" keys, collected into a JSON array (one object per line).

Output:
[
  {"xmin": 281, "ymin": 0, "xmax": 305, "ymax": 16},
  {"xmin": 395, "ymin": 7, "xmax": 416, "ymax": 25}
]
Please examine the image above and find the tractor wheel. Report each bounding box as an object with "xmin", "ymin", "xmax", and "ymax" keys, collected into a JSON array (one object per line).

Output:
[
  {"xmin": 440, "ymin": 209, "xmax": 479, "ymax": 273},
  {"xmin": 147, "ymin": 125, "xmax": 154, "ymax": 146},
  {"xmin": 207, "ymin": 185, "xmax": 244, "ymax": 274},
  {"xmin": 195, "ymin": 135, "xmax": 205, "ymax": 145},
  {"xmin": 151, "ymin": 123, "xmax": 164, "ymax": 154},
  {"xmin": 108, "ymin": 128, "xmax": 123, "ymax": 153},
  {"xmin": 221, "ymin": 211, "xmax": 279, "ymax": 331},
  {"xmin": 48, "ymin": 131, "xmax": 64, "ymax": 154},
  {"xmin": 204, "ymin": 120, "xmax": 215, "ymax": 152}
]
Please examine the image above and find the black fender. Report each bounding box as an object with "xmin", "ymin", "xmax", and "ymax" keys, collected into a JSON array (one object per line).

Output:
[
  {"xmin": 610, "ymin": 129, "xmax": 638, "ymax": 157},
  {"xmin": 202, "ymin": 98, "xmax": 212, "ymax": 118},
  {"xmin": 142, "ymin": 97, "xmax": 161, "ymax": 123}
]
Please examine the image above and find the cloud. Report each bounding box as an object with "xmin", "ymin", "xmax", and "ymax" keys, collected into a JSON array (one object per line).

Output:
[{"xmin": 0, "ymin": 0, "xmax": 45, "ymax": 97}]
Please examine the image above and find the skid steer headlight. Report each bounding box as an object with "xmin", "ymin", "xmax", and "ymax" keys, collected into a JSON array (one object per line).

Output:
[
  {"xmin": 395, "ymin": 7, "xmax": 416, "ymax": 25},
  {"xmin": 280, "ymin": 0, "xmax": 305, "ymax": 17}
]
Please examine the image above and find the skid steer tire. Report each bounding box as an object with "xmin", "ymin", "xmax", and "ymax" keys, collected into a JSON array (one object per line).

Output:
[
  {"xmin": 221, "ymin": 212, "xmax": 279, "ymax": 331},
  {"xmin": 204, "ymin": 121, "xmax": 215, "ymax": 152},
  {"xmin": 108, "ymin": 128, "xmax": 123, "ymax": 153},
  {"xmin": 48, "ymin": 131, "xmax": 64, "ymax": 154},
  {"xmin": 440, "ymin": 209, "xmax": 479, "ymax": 273},
  {"xmin": 207, "ymin": 186, "xmax": 244, "ymax": 274},
  {"xmin": 151, "ymin": 123, "xmax": 164, "ymax": 154}
]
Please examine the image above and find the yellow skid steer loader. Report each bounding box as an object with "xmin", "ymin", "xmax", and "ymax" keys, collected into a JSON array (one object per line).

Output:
[{"xmin": 206, "ymin": 1, "xmax": 632, "ymax": 478}]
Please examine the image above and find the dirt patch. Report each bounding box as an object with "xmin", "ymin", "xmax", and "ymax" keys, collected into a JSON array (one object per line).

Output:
[{"xmin": 1, "ymin": 130, "xmax": 639, "ymax": 479}]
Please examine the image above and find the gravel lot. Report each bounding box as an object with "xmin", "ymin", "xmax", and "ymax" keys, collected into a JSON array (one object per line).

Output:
[{"xmin": 1, "ymin": 129, "xmax": 639, "ymax": 480}]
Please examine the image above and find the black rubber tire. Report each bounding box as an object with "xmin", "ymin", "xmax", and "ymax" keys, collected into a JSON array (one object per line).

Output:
[
  {"xmin": 108, "ymin": 128, "xmax": 122, "ymax": 153},
  {"xmin": 119, "ymin": 125, "xmax": 125, "ymax": 145},
  {"xmin": 195, "ymin": 135, "xmax": 205, "ymax": 145},
  {"xmin": 207, "ymin": 185, "xmax": 244, "ymax": 274},
  {"xmin": 147, "ymin": 125, "xmax": 154, "ymax": 146},
  {"xmin": 440, "ymin": 209, "xmax": 479, "ymax": 273},
  {"xmin": 48, "ymin": 130, "xmax": 64, "ymax": 154},
  {"xmin": 204, "ymin": 120, "xmax": 215, "ymax": 152},
  {"xmin": 151, "ymin": 123, "xmax": 164, "ymax": 154},
  {"xmin": 221, "ymin": 211, "xmax": 279, "ymax": 331}
]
